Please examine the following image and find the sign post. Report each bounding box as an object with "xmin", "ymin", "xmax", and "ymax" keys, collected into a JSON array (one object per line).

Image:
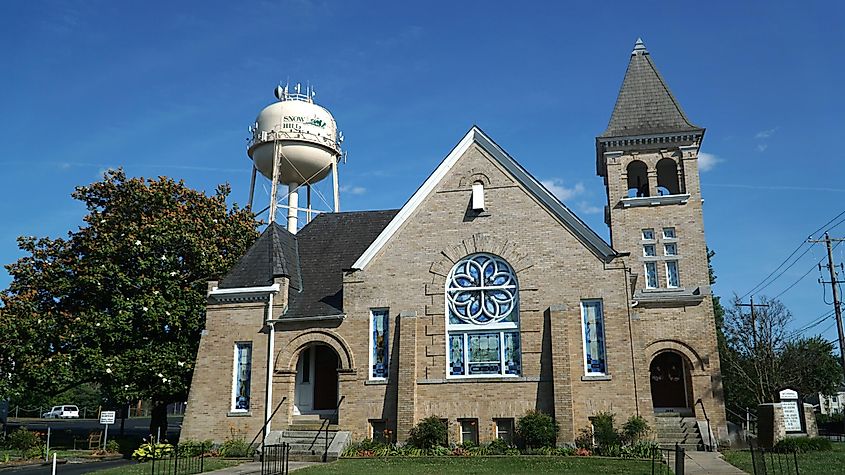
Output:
[{"xmin": 100, "ymin": 410, "xmax": 116, "ymax": 450}]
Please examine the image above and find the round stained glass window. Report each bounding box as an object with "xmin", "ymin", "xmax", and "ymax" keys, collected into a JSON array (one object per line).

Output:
[{"xmin": 446, "ymin": 253, "xmax": 518, "ymax": 325}]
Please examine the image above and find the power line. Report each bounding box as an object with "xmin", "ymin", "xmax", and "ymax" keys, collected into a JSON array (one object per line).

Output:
[
  {"xmin": 772, "ymin": 240, "xmax": 844, "ymax": 300},
  {"xmin": 739, "ymin": 208, "xmax": 845, "ymax": 299}
]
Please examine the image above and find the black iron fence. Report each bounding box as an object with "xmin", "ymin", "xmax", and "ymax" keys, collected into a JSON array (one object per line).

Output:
[
  {"xmin": 651, "ymin": 444, "xmax": 685, "ymax": 475},
  {"xmin": 145, "ymin": 444, "xmax": 207, "ymax": 475},
  {"xmin": 749, "ymin": 444, "xmax": 799, "ymax": 475},
  {"xmin": 261, "ymin": 443, "xmax": 291, "ymax": 475}
]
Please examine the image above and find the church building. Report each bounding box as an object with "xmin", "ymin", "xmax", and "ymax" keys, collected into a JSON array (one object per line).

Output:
[{"xmin": 181, "ymin": 39, "xmax": 728, "ymax": 450}]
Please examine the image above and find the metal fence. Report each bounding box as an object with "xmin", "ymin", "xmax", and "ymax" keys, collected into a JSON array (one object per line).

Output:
[
  {"xmin": 749, "ymin": 444, "xmax": 799, "ymax": 475},
  {"xmin": 261, "ymin": 443, "xmax": 291, "ymax": 475},
  {"xmin": 651, "ymin": 444, "xmax": 685, "ymax": 475},
  {"xmin": 146, "ymin": 445, "xmax": 207, "ymax": 475}
]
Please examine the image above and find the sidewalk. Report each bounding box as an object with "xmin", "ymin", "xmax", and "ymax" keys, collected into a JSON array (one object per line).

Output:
[
  {"xmin": 672, "ymin": 451, "xmax": 748, "ymax": 475},
  {"xmin": 205, "ymin": 461, "xmax": 321, "ymax": 474}
]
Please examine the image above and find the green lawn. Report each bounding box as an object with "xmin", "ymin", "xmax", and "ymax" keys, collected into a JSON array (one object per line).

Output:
[
  {"xmin": 295, "ymin": 456, "xmax": 661, "ymax": 475},
  {"xmin": 94, "ymin": 458, "xmax": 240, "ymax": 474},
  {"xmin": 724, "ymin": 442, "xmax": 845, "ymax": 475}
]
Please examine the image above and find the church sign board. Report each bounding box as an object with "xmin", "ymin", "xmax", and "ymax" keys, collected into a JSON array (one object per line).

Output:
[{"xmin": 779, "ymin": 389, "xmax": 804, "ymax": 433}]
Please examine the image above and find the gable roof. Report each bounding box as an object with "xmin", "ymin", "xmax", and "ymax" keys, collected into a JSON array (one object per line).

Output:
[
  {"xmin": 351, "ymin": 126, "xmax": 618, "ymax": 271},
  {"xmin": 284, "ymin": 210, "xmax": 398, "ymax": 318},
  {"xmin": 218, "ymin": 222, "xmax": 301, "ymax": 290},
  {"xmin": 600, "ymin": 39, "xmax": 703, "ymax": 139}
]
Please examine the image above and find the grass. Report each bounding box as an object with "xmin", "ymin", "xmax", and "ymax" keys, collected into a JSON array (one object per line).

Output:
[
  {"xmin": 723, "ymin": 442, "xmax": 845, "ymax": 475},
  {"xmin": 295, "ymin": 456, "xmax": 660, "ymax": 474},
  {"xmin": 94, "ymin": 458, "xmax": 240, "ymax": 474}
]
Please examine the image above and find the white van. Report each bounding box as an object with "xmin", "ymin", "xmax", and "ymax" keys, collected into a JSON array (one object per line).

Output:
[{"xmin": 42, "ymin": 405, "xmax": 80, "ymax": 419}]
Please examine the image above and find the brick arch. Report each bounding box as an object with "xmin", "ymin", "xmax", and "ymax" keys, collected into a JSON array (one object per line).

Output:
[
  {"xmin": 645, "ymin": 339, "xmax": 706, "ymax": 373},
  {"xmin": 428, "ymin": 233, "xmax": 534, "ymax": 283},
  {"xmin": 277, "ymin": 330, "xmax": 355, "ymax": 372},
  {"xmin": 458, "ymin": 170, "xmax": 492, "ymax": 188}
]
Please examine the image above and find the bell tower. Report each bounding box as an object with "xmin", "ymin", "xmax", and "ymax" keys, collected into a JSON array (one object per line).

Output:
[{"xmin": 597, "ymin": 38, "xmax": 727, "ymax": 437}]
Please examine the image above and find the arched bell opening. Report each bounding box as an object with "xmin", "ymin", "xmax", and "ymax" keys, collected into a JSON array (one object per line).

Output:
[
  {"xmin": 626, "ymin": 160, "xmax": 650, "ymax": 197},
  {"xmin": 293, "ymin": 343, "xmax": 340, "ymax": 417},
  {"xmin": 649, "ymin": 350, "xmax": 694, "ymax": 415},
  {"xmin": 656, "ymin": 158, "xmax": 681, "ymax": 196}
]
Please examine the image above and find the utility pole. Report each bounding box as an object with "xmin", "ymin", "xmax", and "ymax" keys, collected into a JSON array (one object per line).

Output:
[
  {"xmin": 737, "ymin": 296, "xmax": 769, "ymax": 353},
  {"xmin": 809, "ymin": 233, "xmax": 845, "ymax": 372}
]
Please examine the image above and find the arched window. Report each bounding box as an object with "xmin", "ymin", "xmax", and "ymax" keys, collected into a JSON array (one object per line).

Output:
[
  {"xmin": 626, "ymin": 160, "xmax": 649, "ymax": 198},
  {"xmin": 445, "ymin": 253, "xmax": 520, "ymax": 377},
  {"xmin": 656, "ymin": 158, "xmax": 680, "ymax": 196}
]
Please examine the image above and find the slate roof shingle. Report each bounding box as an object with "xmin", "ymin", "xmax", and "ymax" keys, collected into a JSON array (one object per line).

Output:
[
  {"xmin": 600, "ymin": 39, "xmax": 703, "ymax": 138},
  {"xmin": 218, "ymin": 222, "xmax": 301, "ymax": 290}
]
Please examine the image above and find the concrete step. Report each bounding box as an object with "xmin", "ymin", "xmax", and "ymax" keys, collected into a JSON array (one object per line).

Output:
[
  {"xmin": 657, "ymin": 431, "xmax": 701, "ymax": 439},
  {"xmin": 658, "ymin": 443, "xmax": 702, "ymax": 451}
]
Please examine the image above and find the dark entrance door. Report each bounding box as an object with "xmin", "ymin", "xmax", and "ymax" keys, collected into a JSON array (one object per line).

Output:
[
  {"xmin": 312, "ymin": 346, "xmax": 339, "ymax": 410},
  {"xmin": 649, "ymin": 352, "xmax": 689, "ymax": 409}
]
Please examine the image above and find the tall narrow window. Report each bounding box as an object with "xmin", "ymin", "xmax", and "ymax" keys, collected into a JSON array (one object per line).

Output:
[
  {"xmin": 581, "ymin": 300, "xmax": 607, "ymax": 375},
  {"xmin": 446, "ymin": 253, "xmax": 521, "ymax": 378},
  {"xmin": 644, "ymin": 262, "xmax": 658, "ymax": 288},
  {"xmin": 370, "ymin": 309, "xmax": 389, "ymax": 379},
  {"xmin": 232, "ymin": 342, "xmax": 252, "ymax": 412},
  {"xmin": 666, "ymin": 261, "xmax": 680, "ymax": 288}
]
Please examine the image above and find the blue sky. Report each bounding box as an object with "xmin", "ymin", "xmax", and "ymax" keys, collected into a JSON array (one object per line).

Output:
[{"xmin": 2, "ymin": 1, "xmax": 844, "ymax": 341}]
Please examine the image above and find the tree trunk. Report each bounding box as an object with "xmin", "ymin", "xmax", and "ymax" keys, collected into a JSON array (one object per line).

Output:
[{"xmin": 149, "ymin": 401, "xmax": 169, "ymax": 442}]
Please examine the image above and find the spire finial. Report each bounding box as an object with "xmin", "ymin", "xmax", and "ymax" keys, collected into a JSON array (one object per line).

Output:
[{"xmin": 632, "ymin": 37, "xmax": 648, "ymax": 55}]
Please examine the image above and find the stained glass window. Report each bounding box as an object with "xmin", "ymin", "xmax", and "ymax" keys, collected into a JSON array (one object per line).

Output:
[
  {"xmin": 446, "ymin": 253, "xmax": 521, "ymax": 377},
  {"xmin": 232, "ymin": 342, "xmax": 252, "ymax": 411},
  {"xmin": 370, "ymin": 309, "xmax": 389, "ymax": 379},
  {"xmin": 582, "ymin": 301, "xmax": 606, "ymax": 374},
  {"xmin": 645, "ymin": 262, "xmax": 658, "ymax": 288},
  {"xmin": 666, "ymin": 261, "xmax": 680, "ymax": 288}
]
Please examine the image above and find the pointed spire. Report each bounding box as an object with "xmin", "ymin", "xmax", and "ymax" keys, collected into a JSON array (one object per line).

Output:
[
  {"xmin": 600, "ymin": 39, "xmax": 702, "ymax": 138},
  {"xmin": 632, "ymin": 37, "xmax": 648, "ymax": 55}
]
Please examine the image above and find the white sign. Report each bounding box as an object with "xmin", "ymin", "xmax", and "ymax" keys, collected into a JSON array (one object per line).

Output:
[
  {"xmin": 779, "ymin": 389, "xmax": 799, "ymax": 400},
  {"xmin": 99, "ymin": 411, "xmax": 116, "ymax": 425},
  {"xmin": 781, "ymin": 400, "xmax": 803, "ymax": 432}
]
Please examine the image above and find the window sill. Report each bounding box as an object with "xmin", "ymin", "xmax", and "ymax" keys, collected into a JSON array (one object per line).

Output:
[
  {"xmin": 227, "ymin": 411, "xmax": 252, "ymax": 417},
  {"xmin": 365, "ymin": 379, "xmax": 389, "ymax": 386},
  {"xmin": 420, "ymin": 376, "xmax": 544, "ymax": 384},
  {"xmin": 581, "ymin": 374, "xmax": 612, "ymax": 382},
  {"xmin": 620, "ymin": 194, "xmax": 690, "ymax": 208}
]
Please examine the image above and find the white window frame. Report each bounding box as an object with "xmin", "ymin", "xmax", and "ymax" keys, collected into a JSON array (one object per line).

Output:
[
  {"xmin": 643, "ymin": 244, "xmax": 656, "ymax": 257},
  {"xmin": 644, "ymin": 262, "xmax": 658, "ymax": 289},
  {"xmin": 230, "ymin": 341, "xmax": 252, "ymax": 413},
  {"xmin": 494, "ymin": 418, "xmax": 514, "ymax": 442},
  {"xmin": 664, "ymin": 243, "xmax": 677, "ymax": 256},
  {"xmin": 666, "ymin": 260, "xmax": 680, "ymax": 288},
  {"xmin": 459, "ymin": 418, "xmax": 479, "ymax": 445},
  {"xmin": 580, "ymin": 300, "xmax": 607, "ymax": 376},
  {"xmin": 663, "ymin": 227, "xmax": 676, "ymax": 239},
  {"xmin": 642, "ymin": 228, "xmax": 655, "ymax": 241},
  {"xmin": 369, "ymin": 308, "xmax": 390, "ymax": 380}
]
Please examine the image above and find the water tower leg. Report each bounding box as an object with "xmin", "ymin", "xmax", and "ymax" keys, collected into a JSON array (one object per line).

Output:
[
  {"xmin": 247, "ymin": 165, "xmax": 257, "ymax": 210},
  {"xmin": 332, "ymin": 159, "xmax": 340, "ymax": 212},
  {"xmin": 287, "ymin": 183, "xmax": 299, "ymax": 233},
  {"xmin": 268, "ymin": 142, "xmax": 282, "ymax": 224},
  {"xmin": 306, "ymin": 185, "xmax": 312, "ymax": 224}
]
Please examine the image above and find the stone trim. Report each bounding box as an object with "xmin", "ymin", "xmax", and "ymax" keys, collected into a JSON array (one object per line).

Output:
[
  {"xmin": 417, "ymin": 376, "xmax": 547, "ymax": 384},
  {"xmin": 580, "ymin": 375, "xmax": 613, "ymax": 382},
  {"xmin": 429, "ymin": 233, "xmax": 534, "ymax": 280},
  {"xmin": 277, "ymin": 329, "xmax": 356, "ymax": 372},
  {"xmin": 645, "ymin": 339, "xmax": 707, "ymax": 373}
]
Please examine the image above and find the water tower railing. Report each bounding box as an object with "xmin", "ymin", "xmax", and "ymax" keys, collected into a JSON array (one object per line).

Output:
[{"xmin": 247, "ymin": 129, "xmax": 341, "ymax": 152}]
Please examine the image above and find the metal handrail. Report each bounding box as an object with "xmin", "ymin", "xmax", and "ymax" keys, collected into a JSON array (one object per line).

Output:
[
  {"xmin": 321, "ymin": 396, "xmax": 345, "ymax": 462},
  {"xmin": 695, "ymin": 398, "xmax": 714, "ymax": 452},
  {"xmin": 250, "ymin": 397, "xmax": 287, "ymax": 452}
]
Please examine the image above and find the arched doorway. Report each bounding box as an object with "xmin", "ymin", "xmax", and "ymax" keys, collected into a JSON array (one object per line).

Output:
[
  {"xmin": 649, "ymin": 351, "xmax": 693, "ymax": 414},
  {"xmin": 294, "ymin": 343, "xmax": 339, "ymax": 416}
]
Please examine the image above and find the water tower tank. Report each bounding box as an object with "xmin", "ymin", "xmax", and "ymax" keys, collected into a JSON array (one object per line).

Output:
[{"xmin": 247, "ymin": 86, "xmax": 341, "ymax": 186}]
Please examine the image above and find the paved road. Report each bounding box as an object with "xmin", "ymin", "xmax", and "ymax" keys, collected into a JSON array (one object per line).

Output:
[
  {"xmin": 0, "ymin": 458, "xmax": 131, "ymax": 474},
  {"xmin": 5, "ymin": 417, "xmax": 183, "ymax": 441}
]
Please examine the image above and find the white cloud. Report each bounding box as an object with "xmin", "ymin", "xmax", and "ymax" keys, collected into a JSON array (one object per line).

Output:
[
  {"xmin": 540, "ymin": 179, "xmax": 585, "ymax": 202},
  {"xmin": 754, "ymin": 128, "xmax": 777, "ymax": 139},
  {"xmin": 577, "ymin": 201, "xmax": 603, "ymax": 215},
  {"xmin": 756, "ymin": 143, "xmax": 768, "ymax": 152},
  {"xmin": 697, "ymin": 152, "xmax": 723, "ymax": 172},
  {"xmin": 340, "ymin": 185, "xmax": 366, "ymax": 195}
]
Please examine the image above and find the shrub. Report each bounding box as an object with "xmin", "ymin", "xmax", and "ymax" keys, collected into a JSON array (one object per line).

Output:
[
  {"xmin": 105, "ymin": 440, "xmax": 121, "ymax": 453},
  {"xmin": 621, "ymin": 441, "xmax": 659, "ymax": 459},
  {"xmin": 774, "ymin": 436, "xmax": 832, "ymax": 453},
  {"xmin": 132, "ymin": 442, "xmax": 174, "ymax": 462},
  {"xmin": 486, "ymin": 438, "xmax": 512, "ymax": 455},
  {"xmin": 8, "ymin": 428, "xmax": 41, "ymax": 458},
  {"xmin": 178, "ymin": 439, "xmax": 214, "ymax": 457},
  {"xmin": 591, "ymin": 411, "xmax": 620, "ymax": 448},
  {"xmin": 621, "ymin": 415, "xmax": 651, "ymax": 444},
  {"xmin": 408, "ymin": 416, "xmax": 448, "ymax": 449},
  {"xmin": 516, "ymin": 411, "xmax": 559, "ymax": 449},
  {"xmin": 219, "ymin": 438, "xmax": 253, "ymax": 458}
]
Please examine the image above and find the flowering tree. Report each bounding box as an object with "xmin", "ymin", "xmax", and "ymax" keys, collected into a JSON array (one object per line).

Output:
[{"xmin": 0, "ymin": 169, "xmax": 258, "ymax": 435}]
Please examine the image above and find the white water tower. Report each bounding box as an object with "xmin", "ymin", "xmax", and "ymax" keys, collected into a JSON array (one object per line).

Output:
[{"xmin": 247, "ymin": 84, "xmax": 343, "ymax": 232}]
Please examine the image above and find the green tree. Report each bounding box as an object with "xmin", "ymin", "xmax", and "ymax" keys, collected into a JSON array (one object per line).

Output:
[{"xmin": 0, "ymin": 169, "xmax": 258, "ymax": 435}]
